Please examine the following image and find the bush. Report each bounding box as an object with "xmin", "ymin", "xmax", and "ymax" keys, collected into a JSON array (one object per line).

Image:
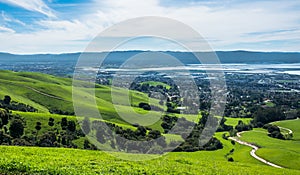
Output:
[
  {"xmin": 267, "ymin": 125, "xmax": 280, "ymax": 133},
  {"xmin": 9, "ymin": 119, "xmax": 25, "ymax": 138},
  {"xmin": 12, "ymin": 138, "xmax": 32, "ymax": 146},
  {"xmin": 0, "ymin": 131, "xmax": 12, "ymax": 145},
  {"xmin": 228, "ymin": 157, "xmax": 234, "ymax": 162},
  {"xmin": 262, "ymin": 124, "xmax": 272, "ymax": 129},
  {"xmin": 265, "ymin": 124, "xmax": 288, "ymax": 140},
  {"xmin": 231, "ymin": 140, "xmax": 235, "ymax": 145},
  {"xmin": 81, "ymin": 118, "xmax": 90, "ymax": 135},
  {"xmin": 235, "ymin": 120, "xmax": 252, "ymax": 132},
  {"xmin": 138, "ymin": 102, "xmax": 151, "ymax": 110}
]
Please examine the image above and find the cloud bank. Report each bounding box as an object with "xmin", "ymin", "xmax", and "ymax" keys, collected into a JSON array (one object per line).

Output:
[{"xmin": 0, "ymin": 0, "xmax": 299, "ymax": 53}]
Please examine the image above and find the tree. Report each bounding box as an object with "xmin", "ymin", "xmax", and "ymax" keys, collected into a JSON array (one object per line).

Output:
[
  {"xmin": 138, "ymin": 102, "xmax": 151, "ymax": 110},
  {"xmin": 48, "ymin": 117, "xmax": 55, "ymax": 127},
  {"xmin": 84, "ymin": 139, "xmax": 90, "ymax": 149},
  {"xmin": 35, "ymin": 122, "xmax": 42, "ymax": 137},
  {"xmin": 228, "ymin": 157, "xmax": 234, "ymax": 162},
  {"xmin": 0, "ymin": 131, "xmax": 12, "ymax": 145},
  {"xmin": 96, "ymin": 129, "xmax": 105, "ymax": 144},
  {"xmin": 3, "ymin": 95, "xmax": 11, "ymax": 105},
  {"xmin": 0, "ymin": 108, "xmax": 9, "ymax": 128},
  {"xmin": 231, "ymin": 140, "xmax": 235, "ymax": 145},
  {"xmin": 199, "ymin": 111, "xmax": 209, "ymax": 126},
  {"xmin": 267, "ymin": 125, "xmax": 280, "ymax": 133},
  {"xmin": 135, "ymin": 126, "xmax": 147, "ymax": 137},
  {"xmin": 39, "ymin": 131, "xmax": 57, "ymax": 147},
  {"xmin": 67, "ymin": 120, "xmax": 76, "ymax": 132},
  {"xmin": 81, "ymin": 117, "xmax": 91, "ymax": 135},
  {"xmin": 148, "ymin": 130, "xmax": 161, "ymax": 139},
  {"xmin": 9, "ymin": 119, "xmax": 24, "ymax": 138},
  {"xmin": 61, "ymin": 117, "xmax": 68, "ymax": 130},
  {"xmin": 235, "ymin": 120, "xmax": 252, "ymax": 132},
  {"xmin": 252, "ymin": 107, "xmax": 285, "ymax": 125}
]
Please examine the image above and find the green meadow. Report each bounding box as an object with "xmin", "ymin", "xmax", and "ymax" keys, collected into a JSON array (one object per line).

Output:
[
  {"xmin": 0, "ymin": 70, "xmax": 163, "ymax": 126},
  {"xmin": 239, "ymin": 119, "xmax": 300, "ymax": 170},
  {"xmin": 141, "ymin": 81, "xmax": 171, "ymax": 89}
]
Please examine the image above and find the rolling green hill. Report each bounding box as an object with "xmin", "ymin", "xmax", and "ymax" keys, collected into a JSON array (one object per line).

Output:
[
  {"xmin": 0, "ymin": 70, "xmax": 163, "ymax": 127},
  {"xmin": 273, "ymin": 119, "xmax": 300, "ymax": 140},
  {"xmin": 238, "ymin": 119, "xmax": 300, "ymax": 170}
]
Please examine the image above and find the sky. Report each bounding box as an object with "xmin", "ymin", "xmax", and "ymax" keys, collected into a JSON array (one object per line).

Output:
[{"xmin": 0, "ymin": 0, "xmax": 300, "ymax": 53}]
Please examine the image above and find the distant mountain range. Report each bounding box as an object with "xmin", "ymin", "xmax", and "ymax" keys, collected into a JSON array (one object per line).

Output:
[{"xmin": 0, "ymin": 51, "xmax": 299, "ymax": 65}]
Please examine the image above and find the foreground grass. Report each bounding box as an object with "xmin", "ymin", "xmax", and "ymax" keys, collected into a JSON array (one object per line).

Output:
[{"xmin": 0, "ymin": 146, "xmax": 299, "ymax": 175}]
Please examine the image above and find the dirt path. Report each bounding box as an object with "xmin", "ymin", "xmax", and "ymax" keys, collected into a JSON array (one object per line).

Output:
[
  {"xmin": 25, "ymin": 86, "xmax": 66, "ymax": 101},
  {"xmin": 278, "ymin": 126, "xmax": 293, "ymax": 135},
  {"xmin": 4, "ymin": 80, "xmax": 66, "ymax": 101},
  {"xmin": 229, "ymin": 132, "xmax": 283, "ymax": 168}
]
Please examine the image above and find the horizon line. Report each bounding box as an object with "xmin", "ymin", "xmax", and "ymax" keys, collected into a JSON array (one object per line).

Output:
[{"xmin": 1, "ymin": 49, "xmax": 300, "ymax": 56}]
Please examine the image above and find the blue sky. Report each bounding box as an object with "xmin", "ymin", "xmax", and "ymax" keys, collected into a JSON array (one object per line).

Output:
[{"xmin": 0, "ymin": 0, "xmax": 299, "ymax": 53}]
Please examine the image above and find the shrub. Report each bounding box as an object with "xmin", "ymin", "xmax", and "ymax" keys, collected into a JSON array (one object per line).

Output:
[
  {"xmin": 228, "ymin": 157, "xmax": 234, "ymax": 162},
  {"xmin": 9, "ymin": 119, "xmax": 25, "ymax": 138}
]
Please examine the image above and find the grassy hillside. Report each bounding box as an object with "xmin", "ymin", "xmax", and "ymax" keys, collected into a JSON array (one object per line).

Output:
[
  {"xmin": 273, "ymin": 119, "xmax": 300, "ymax": 140},
  {"xmin": 239, "ymin": 125, "xmax": 300, "ymax": 170},
  {"xmin": 0, "ymin": 70, "xmax": 163, "ymax": 127},
  {"xmin": 0, "ymin": 146, "xmax": 299, "ymax": 175}
]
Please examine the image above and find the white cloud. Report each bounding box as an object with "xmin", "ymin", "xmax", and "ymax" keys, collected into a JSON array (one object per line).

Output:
[
  {"xmin": 0, "ymin": 0, "xmax": 56, "ymax": 17},
  {"xmin": 1, "ymin": 11, "xmax": 25, "ymax": 26},
  {"xmin": 0, "ymin": 25, "xmax": 15, "ymax": 33},
  {"xmin": 1, "ymin": 0, "xmax": 300, "ymax": 53}
]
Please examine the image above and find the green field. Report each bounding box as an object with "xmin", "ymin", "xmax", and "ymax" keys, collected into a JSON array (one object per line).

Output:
[
  {"xmin": 141, "ymin": 81, "xmax": 171, "ymax": 90},
  {"xmin": 0, "ymin": 70, "xmax": 164, "ymax": 127},
  {"xmin": 224, "ymin": 117, "xmax": 252, "ymax": 126},
  {"xmin": 239, "ymin": 121, "xmax": 300, "ymax": 170},
  {"xmin": 1, "ymin": 146, "xmax": 299, "ymax": 175},
  {"xmin": 273, "ymin": 119, "xmax": 300, "ymax": 140}
]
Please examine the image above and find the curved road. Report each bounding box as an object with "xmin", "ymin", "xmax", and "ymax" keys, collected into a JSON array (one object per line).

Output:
[{"xmin": 229, "ymin": 131, "xmax": 285, "ymax": 168}]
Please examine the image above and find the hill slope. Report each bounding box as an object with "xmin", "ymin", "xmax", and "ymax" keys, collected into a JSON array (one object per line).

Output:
[{"xmin": 0, "ymin": 70, "xmax": 162, "ymax": 126}]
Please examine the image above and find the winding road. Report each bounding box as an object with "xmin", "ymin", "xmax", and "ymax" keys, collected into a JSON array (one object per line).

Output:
[{"xmin": 228, "ymin": 128, "xmax": 294, "ymax": 169}]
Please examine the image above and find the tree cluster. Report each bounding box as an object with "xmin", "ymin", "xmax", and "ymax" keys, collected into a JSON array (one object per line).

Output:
[
  {"xmin": 0, "ymin": 95, "xmax": 37, "ymax": 112},
  {"xmin": 0, "ymin": 110, "xmax": 84, "ymax": 148},
  {"xmin": 263, "ymin": 124, "xmax": 292, "ymax": 140},
  {"xmin": 91, "ymin": 120, "xmax": 167, "ymax": 154},
  {"xmin": 251, "ymin": 107, "xmax": 285, "ymax": 127}
]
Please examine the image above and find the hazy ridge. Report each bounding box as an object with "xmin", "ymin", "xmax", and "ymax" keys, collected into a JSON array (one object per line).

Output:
[{"xmin": 0, "ymin": 51, "xmax": 299, "ymax": 65}]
